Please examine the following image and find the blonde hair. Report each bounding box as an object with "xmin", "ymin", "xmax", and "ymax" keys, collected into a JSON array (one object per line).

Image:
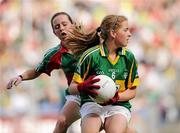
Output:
[{"xmin": 65, "ymin": 15, "xmax": 127, "ymax": 54}]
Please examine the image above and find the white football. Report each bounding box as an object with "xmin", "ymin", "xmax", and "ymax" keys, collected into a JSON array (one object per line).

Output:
[{"xmin": 90, "ymin": 75, "xmax": 117, "ymax": 104}]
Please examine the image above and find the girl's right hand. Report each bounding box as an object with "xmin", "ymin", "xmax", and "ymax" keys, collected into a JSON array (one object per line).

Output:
[
  {"xmin": 6, "ymin": 75, "xmax": 23, "ymax": 89},
  {"xmin": 77, "ymin": 75, "xmax": 100, "ymax": 98}
]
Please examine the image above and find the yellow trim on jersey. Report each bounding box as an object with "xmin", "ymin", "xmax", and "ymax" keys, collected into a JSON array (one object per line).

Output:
[
  {"xmin": 73, "ymin": 73, "xmax": 83, "ymax": 83},
  {"xmin": 79, "ymin": 45, "xmax": 100, "ymax": 65},
  {"xmin": 100, "ymin": 44, "xmax": 127, "ymax": 57},
  {"xmin": 131, "ymin": 78, "xmax": 140, "ymax": 88},
  {"xmin": 115, "ymin": 80, "xmax": 126, "ymax": 92},
  {"xmin": 107, "ymin": 55, "xmax": 120, "ymax": 65},
  {"xmin": 127, "ymin": 59, "xmax": 140, "ymax": 89},
  {"xmin": 122, "ymin": 47, "xmax": 126, "ymax": 55},
  {"xmin": 100, "ymin": 44, "xmax": 105, "ymax": 56},
  {"xmin": 83, "ymin": 59, "xmax": 91, "ymax": 80},
  {"xmin": 127, "ymin": 60, "xmax": 134, "ymax": 88}
]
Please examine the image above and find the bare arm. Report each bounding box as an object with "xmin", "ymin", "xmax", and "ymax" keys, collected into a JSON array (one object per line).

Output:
[
  {"xmin": 118, "ymin": 87, "xmax": 137, "ymax": 102},
  {"xmin": 20, "ymin": 68, "xmax": 41, "ymax": 80},
  {"xmin": 6, "ymin": 68, "xmax": 41, "ymax": 89},
  {"xmin": 68, "ymin": 80, "xmax": 80, "ymax": 95}
]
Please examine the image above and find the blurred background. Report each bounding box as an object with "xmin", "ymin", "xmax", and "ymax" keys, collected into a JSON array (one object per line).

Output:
[{"xmin": 0, "ymin": 0, "xmax": 180, "ymax": 133}]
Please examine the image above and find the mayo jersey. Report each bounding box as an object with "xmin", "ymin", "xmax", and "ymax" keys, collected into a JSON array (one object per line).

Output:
[
  {"xmin": 35, "ymin": 43, "xmax": 79, "ymax": 86},
  {"xmin": 73, "ymin": 44, "xmax": 139, "ymax": 110}
]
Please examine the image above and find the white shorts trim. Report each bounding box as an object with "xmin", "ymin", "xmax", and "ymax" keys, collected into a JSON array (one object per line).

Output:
[
  {"xmin": 65, "ymin": 95, "xmax": 81, "ymax": 105},
  {"xmin": 80, "ymin": 102, "xmax": 131, "ymax": 124}
]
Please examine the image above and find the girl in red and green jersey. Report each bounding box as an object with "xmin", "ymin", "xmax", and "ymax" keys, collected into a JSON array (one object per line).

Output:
[
  {"xmin": 68, "ymin": 15, "xmax": 139, "ymax": 133},
  {"xmin": 35, "ymin": 43, "xmax": 78, "ymax": 86},
  {"xmin": 7, "ymin": 12, "xmax": 82, "ymax": 133}
]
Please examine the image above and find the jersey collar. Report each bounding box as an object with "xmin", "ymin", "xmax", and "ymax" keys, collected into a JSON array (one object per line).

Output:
[
  {"xmin": 60, "ymin": 41, "xmax": 68, "ymax": 53},
  {"xmin": 100, "ymin": 44, "xmax": 126, "ymax": 57}
]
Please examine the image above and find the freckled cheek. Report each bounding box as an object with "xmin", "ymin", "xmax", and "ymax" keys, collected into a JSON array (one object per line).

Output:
[
  {"xmin": 54, "ymin": 30, "xmax": 61, "ymax": 35},
  {"xmin": 68, "ymin": 28, "xmax": 73, "ymax": 32},
  {"xmin": 120, "ymin": 35, "xmax": 127, "ymax": 42},
  {"xmin": 117, "ymin": 37, "xmax": 124, "ymax": 43},
  {"xmin": 54, "ymin": 29, "xmax": 60, "ymax": 34},
  {"xmin": 116, "ymin": 37, "xmax": 127, "ymax": 46},
  {"xmin": 65, "ymin": 25, "xmax": 72, "ymax": 31}
]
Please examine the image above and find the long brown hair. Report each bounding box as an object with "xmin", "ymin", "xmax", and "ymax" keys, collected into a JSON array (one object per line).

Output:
[{"xmin": 65, "ymin": 15, "xmax": 127, "ymax": 54}]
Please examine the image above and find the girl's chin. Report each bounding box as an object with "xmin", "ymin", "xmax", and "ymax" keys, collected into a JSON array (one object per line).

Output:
[
  {"xmin": 60, "ymin": 36, "xmax": 66, "ymax": 41},
  {"xmin": 118, "ymin": 43, "xmax": 127, "ymax": 47}
]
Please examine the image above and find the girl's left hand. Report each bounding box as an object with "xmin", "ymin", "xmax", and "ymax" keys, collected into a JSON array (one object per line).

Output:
[{"xmin": 101, "ymin": 92, "xmax": 119, "ymax": 106}]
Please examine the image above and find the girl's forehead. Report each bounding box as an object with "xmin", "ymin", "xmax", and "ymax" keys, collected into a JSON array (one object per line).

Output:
[
  {"xmin": 53, "ymin": 15, "xmax": 71, "ymax": 24},
  {"xmin": 118, "ymin": 20, "xmax": 128, "ymax": 28}
]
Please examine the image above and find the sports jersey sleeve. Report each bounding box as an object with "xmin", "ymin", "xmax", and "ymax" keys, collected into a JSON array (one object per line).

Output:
[
  {"xmin": 73, "ymin": 54, "xmax": 93, "ymax": 84},
  {"xmin": 127, "ymin": 53, "xmax": 139, "ymax": 89},
  {"xmin": 35, "ymin": 53, "xmax": 50, "ymax": 75},
  {"xmin": 35, "ymin": 45, "xmax": 61, "ymax": 76}
]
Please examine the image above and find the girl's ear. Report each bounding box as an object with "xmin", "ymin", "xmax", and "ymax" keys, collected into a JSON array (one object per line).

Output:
[{"xmin": 109, "ymin": 30, "xmax": 116, "ymax": 39}]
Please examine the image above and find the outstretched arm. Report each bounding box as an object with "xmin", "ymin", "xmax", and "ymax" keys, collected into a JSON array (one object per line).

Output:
[{"xmin": 6, "ymin": 68, "xmax": 41, "ymax": 89}]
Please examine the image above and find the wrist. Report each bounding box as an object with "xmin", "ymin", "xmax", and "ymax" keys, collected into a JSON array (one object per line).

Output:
[
  {"xmin": 114, "ymin": 92, "xmax": 120, "ymax": 101},
  {"xmin": 18, "ymin": 75, "xmax": 23, "ymax": 80}
]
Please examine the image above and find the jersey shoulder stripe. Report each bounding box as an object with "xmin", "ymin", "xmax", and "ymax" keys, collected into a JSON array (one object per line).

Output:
[
  {"xmin": 43, "ymin": 45, "xmax": 61, "ymax": 60},
  {"xmin": 124, "ymin": 48, "xmax": 134, "ymax": 56},
  {"xmin": 79, "ymin": 45, "xmax": 100, "ymax": 65}
]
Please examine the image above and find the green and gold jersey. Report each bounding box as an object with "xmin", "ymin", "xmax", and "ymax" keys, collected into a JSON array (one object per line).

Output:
[{"xmin": 73, "ymin": 44, "xmax": 139, "ymax": 110}]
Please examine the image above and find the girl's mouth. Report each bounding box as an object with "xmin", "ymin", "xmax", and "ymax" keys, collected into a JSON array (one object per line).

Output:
[{"xmin": 61, "ymin": 32, "xmax": 67, "ymax": 36}]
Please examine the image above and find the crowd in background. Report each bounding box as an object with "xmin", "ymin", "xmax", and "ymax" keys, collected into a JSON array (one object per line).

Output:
[{"xmin": 0, "ymin": 0, "xmax": 180, "ymax": 133}]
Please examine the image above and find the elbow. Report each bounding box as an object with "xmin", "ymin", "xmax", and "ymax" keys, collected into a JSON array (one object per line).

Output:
[
  {"xmin": 129, "ymin": 87, "xmax": 137, "ymax": 99},
  {"xmin": 131, "ymin": 93, "xmax": 136, "ymax": 99},
  {"xmin": 132, "ymin": 91, "xmax": 137, "ymax": 99}
]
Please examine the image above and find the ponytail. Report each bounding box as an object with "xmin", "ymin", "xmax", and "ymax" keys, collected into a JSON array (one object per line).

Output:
[{"xmin": 64, "ymin": 25, "xmax": 100, "ymax": 55}]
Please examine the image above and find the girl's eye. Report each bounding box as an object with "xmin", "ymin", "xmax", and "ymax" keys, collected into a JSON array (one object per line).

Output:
[
  {"xmin": 55, "ymin": 24, "xmax": 60, "ymax": 29},
  {"xmin": 124, "ymin": 28, "xmax": 129, "ymax": 32},
  {"xmin": 62, "ymin": 23, "xmax": 67, "ymax": 27}
]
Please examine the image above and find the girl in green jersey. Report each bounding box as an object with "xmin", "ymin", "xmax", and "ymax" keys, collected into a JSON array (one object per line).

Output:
[{"xmin": 67, "ymin": 15, "xmax": 139, "ymax": 133}]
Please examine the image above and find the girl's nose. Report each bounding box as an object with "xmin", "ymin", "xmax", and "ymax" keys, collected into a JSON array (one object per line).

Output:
[{"xmin": 60, "ymin": 25, "xmax": 65, "ymax": 31}]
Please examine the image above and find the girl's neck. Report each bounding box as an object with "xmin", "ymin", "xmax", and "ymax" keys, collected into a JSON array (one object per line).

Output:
[
  {"xmin": 105, "ymin": 40, "xmax": 118, "ymax": 61},
  {"xmin": 60, "ymin": 41, "xmax": 73, "ymax": 54},
  {"xmin": 105, "ymin": 40, "xmax": 117, "ymax": 55}
]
